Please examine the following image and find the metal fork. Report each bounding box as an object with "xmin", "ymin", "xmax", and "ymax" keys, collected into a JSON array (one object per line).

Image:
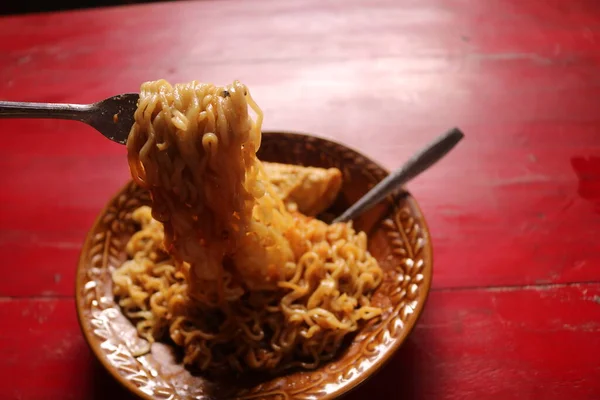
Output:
[{"xmin": 0, "ymin": 94, "xmax": 139, "ymax": 144}]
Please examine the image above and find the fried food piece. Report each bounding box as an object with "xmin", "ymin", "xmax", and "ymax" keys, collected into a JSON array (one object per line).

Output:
[{"xmin": 263, "ymin": 162, "xmax": 342, "ymax": 216}]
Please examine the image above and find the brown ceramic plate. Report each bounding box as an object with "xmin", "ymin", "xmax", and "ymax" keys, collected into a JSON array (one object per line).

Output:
[{"xmin": 76, "ymin": 131, "xmax": 433, "ymax": 400}]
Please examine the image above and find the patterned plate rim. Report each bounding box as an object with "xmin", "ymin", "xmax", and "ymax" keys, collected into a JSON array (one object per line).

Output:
[{"xmin": 75, "ymin": 130, "xmax": 434, "ymax": 400}]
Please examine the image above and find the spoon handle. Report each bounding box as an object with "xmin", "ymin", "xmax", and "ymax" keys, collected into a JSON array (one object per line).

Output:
[{"xmin": 333, "ymin": 127, "xmax": 465, "ymax": 223}]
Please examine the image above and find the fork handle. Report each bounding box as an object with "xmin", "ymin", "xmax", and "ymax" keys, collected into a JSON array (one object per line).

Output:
[
  {"xmin": 333, "ymin": 127, "xmax": 465, "ymax": 223},
  {"xmin": 0, "ymin": 101, "xmax": 92, "ymax": 122}
]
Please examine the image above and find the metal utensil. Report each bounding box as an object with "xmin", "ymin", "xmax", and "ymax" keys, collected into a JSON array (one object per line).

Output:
[
  {"xmin": 0, "ymin": 94, "xmax": 140, "ymax": 144},
  {"xmin": 333, "ymin": 127, "xmax": 465, "ymax": 223}
]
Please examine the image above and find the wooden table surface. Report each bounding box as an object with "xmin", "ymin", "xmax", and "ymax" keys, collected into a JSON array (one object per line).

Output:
[{"xmin": 1, "ymin": 0, "xmax": 600, "ymax": 399}]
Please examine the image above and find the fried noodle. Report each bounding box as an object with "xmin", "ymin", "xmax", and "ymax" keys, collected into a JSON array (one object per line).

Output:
[{"xmin": 113, "ymin": 79, "xmax": 384, "ymax": 373}]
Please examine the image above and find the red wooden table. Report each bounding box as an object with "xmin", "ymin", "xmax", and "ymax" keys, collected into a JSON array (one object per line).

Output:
[{"xmin": 1, "ymin": 0, "xmax": 599, "ymax": 399}]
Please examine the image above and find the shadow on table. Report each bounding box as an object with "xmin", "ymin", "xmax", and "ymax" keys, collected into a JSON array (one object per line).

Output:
[
  {"xmin": 90, "ymin": 359, "xmax": 137, "ymax": 400},
  {"xmin": 344, "ymin": 336, "xmax": 427, "ymax": 400},
  {"xmin": 0, "ymin": 1, "xmax": 166, "ymax": 16}
]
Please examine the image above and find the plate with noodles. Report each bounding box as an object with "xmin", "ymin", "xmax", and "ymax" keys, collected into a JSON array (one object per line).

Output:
[{"xmin": 75, "ymin": 80, "xmax": 433, "ymax": 400}]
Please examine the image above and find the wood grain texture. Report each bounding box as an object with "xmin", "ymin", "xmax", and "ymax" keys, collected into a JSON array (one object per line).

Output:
[{"xmin": 0, "ymin": 0, "xmax": 599, "ymax": 398}]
